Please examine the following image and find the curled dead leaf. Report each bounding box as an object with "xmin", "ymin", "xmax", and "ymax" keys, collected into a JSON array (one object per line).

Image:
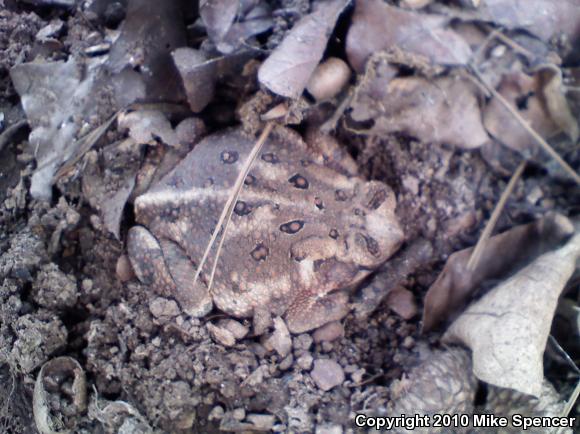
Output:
[
  {"xmin": 443, "ymin": 232, "xmax": 580, "ymax": 396},
  {"xmin": 346, "ymin": 0, "xmax": 472, "ymax": 73},
  {"xmin": 422, "ymin": 213, "xmax": 574, "ymax": 332},
  {"xmin": 350, "ymin": 73, "xmax": 489, "ymax": 149},
  {"xmin": 33, "ymin": 357, "xmax": 87, "ymax": 434},
  {"xmin": 258, "ymin": 0, "xmax": 350, "ymax": 98}
]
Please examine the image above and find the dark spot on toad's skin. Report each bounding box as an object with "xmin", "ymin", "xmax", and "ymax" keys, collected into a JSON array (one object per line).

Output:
[
  {"xmin": 220, "ymin": 150, "xmax": 239, "ymax": 164},
  {"xmin": 261, "ymin": 153, "xmax": 279, "ymax": 163},
  {"xmin": 280, "ymin": 220, "xmax": 305, "ymax": 234},
  {"xmin": 244, "ymin": 174, "xmax": 256, "ymax": 186},
  {"xmin": 335, "ymin": 189, "xmax": 348, "ymax": 201},
  {"xmin": 288, "ymin": 173, "xmax": 309, "ymax": 189},
  {"xmin": 313, "ymin": 259, "xmax": 325, "ymax": 271},
  {"xmin": 354, "ymin": 208, "xmax": 365, "ymax": 217},
  {"xmin": 364, "ymin": 235, "xmax": 380, "ymax": 256},
  {"xmin": 250, "ymin": 243, "xmax": 269, "ymax": 261},
  {"xmin": 315, "ymin": 197, "xmax": 324, "ymax": 209},
  {"xmin": 368, "ymin": 189, "xmax": 388, "ymax": 209},
  {"xmin": 234, "ymin": 201, "xmax": 252, "ymax": 216},
  {"xmin": 329, "ymin": 229, "xmax": 339, "ymax": 239}
]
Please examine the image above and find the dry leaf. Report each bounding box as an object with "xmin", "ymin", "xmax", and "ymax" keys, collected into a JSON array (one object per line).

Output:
[
  {"xmin": 105, "ymin": 0, "xmax": 185, "ymax": 102},
  {"xmin": 350, "ymin": 73, "xmax": 489, "ymax": 149},
  {"xmin": 479, "ymin": 0, "xmax": 580, "ymax": 43},
  {"xmin": 10, "ymin": 59, "xmax": 99, "ymax": 199},
  {"xmin": 118, "ymin": 110, "xmax": 179, "ymax": 146},
  {"xmin": 258, "ymin": 0, "xmax": 350, "ymax": 98},
  {"xmin": 443, "ymin": 232, "xmax": 580, "ymax": 397},
  {"xmin": 538, "ymin": 66, "xmax": 579, "ymax": 143},
  {"xmin": 172, "ymin": 48, "xmax": 216, "ymax": 113},
  {"xmin": 346, "ymin": 0, "xmax": 472, "ymax": 73},
  {"xmin": 200, "ymin": 0, "xmax": 240, "ymax": 44},
  {"xmin": 422, "ymin": 213, "xmax": 574, "ymax": 332},
  {"xmin": 483, "ymin": 71, "xmax": 575, "ymax": 157},
  {"xmin": 216, "ymin": 2, "xmax": 274, "ymax": 54}
]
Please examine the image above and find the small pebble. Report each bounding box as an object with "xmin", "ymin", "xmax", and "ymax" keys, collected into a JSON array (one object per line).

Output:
[
  {"xmin": 207, "ymin": 323, "xmax": 236, "ymax": 347},
  {"xmin": 297, "ymin": 353, "xmax": 314, "ymax": 371},
  {"xmin": 232, "ymin": 408, "xmax": 246, "ymax": 421},
  {"xmin": 386, "ymin": 287, "xmax": 418, "ymax": 320},
  {"xmin": 149, "ymin": 297, "xmax": 180, "ymax": 319},
  {"xmin": 115, "ymin": 255, "xmax": 135, "ymax": 283},
  {"xmin": 306, "ymin": 57, "xmax": 351, "ymax": 101},
  {"xmin": 264, "ymin": 317, "xmax": 292, "ymax": 357},
  {"xmin": 208, "ymin": 406, "xmax": 224, "ymax": 420},
  {"xmin": 279, "ymin": 354, "xmax": 294, "ymax": 371},
  {"xmin": 316, "ymin": 423, "xmax": 343, "ymax": 434},
  {"xmin": 218, "ymin": 319, "xmax": 249, "ymax": 340},
  {"xmin": 312, "ymin": 321, "xmax": 344, "ymax": 343},
  {"xmin": 311, "ymin": 359, "xmax": 345, "ymax": 391}
]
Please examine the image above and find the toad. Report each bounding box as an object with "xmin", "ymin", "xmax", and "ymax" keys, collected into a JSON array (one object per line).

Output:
[{"xmin": 127, "ymin": 127, "xmax": 404, "ymax": 333}]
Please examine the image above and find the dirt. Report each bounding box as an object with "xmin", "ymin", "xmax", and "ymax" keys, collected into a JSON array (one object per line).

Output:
[{"xmin": 0, "ymin": 1, "xmax": 578, "ymax": 434}]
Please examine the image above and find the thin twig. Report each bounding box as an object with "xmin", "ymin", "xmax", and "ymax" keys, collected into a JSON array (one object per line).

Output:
[
  {"xmin": 470, "ymin": 66, "xmax": 580, "ymax": 185},
  {"xmin": 467, "ymin": 160, "xmax": 526, "ymax": 271},
  {"xmin": 193, "ymin": 122, "xmax": 275, "ymax": 293}
]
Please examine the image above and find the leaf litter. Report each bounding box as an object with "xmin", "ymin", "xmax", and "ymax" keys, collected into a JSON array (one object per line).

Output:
[{"xmin": 2, "ymin": 0, "xmax": 580, "ymax": 432}]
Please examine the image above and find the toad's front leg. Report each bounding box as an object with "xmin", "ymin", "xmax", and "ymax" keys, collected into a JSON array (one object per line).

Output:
[{"xmin": 127, "ymin": 226, "xmax": 213, "ymax": 317}]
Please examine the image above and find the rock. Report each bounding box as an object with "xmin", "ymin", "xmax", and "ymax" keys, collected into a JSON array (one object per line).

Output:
[
  {"xmin": 264, "ymin": 317, "xmax": 292, "ymax": 357},
  {"xmin": 316, "ymin": 423, "xmax": 343, "ymax": 434},
  {"xmin": 312, "ymin": 321, "xmax": 344, "ymax": 343},
  {"xmin": 306, "ymin": 57, "xmax": 351, "ymax": 101},
  {"xmin": 115, "ymin": 254, "xmax": 135, "ymax": 282},
  {"xmin": 297, "ymin": 353, "xmax": 314, "ymax": 371},
  {"xmin": 207, "ymin": 323, "xmax": 236, "ymax": 347},
  {"xmin": 386, "ymin": 287, "xmax": 418, "ymax": 320},
  {"xmin": 149, "ymin": 297, "xmax": 180, "ymax": 319},
  {"xmin": 32, "ymin": 263, "xmax": 78, "ymax": 309},
  {"xmin": 311, "ymin": 359, "xmax": 345, "ymax": 391},
  {"xmin": 218, "ymin": 319, "xmax": 249, "ymax": 340}
]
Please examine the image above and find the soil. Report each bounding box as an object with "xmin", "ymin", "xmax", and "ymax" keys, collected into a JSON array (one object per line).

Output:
[{"xmin": 0, "ymin": 1, "xmax": 578, "ymax": 434}]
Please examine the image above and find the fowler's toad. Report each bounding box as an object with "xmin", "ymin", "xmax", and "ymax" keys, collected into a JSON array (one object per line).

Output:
[{"xmin": 128, "ymin": 127, "xmax": 404, "ymax": 333}]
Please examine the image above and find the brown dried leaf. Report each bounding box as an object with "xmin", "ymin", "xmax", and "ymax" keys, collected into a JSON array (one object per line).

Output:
[
  {"xmin": 443, "ymin": 232, "xmax": 580, "ymax": 396},
  {"xmin": 350, "ymin": 73, "xmax": 489, "ymax": 149},
  {"xmin": 422, "ymin": 213, "xmax": 574, "ymax": 332},
  {"xmin": 479, "ymin": 0, "xmax": 580, "ymax": 43},
  {"xmin": 346, "ymin": 0, "xmax": 472, "ymax": 73},
  {"xmin": 257, "ymin": 0, "xmax": 350, "ymax": 98},
  {"xmin": 538, "ymin": 66, "xmax": 579, "ymax": 143},
  {"xmin": 483, "ymin": 71, "xmax": 574, "ymax": 156},
  {"xmin": 200, "ymin": 0, "xmax": 240, "ymax": 43},
  {"xmin": 172, "ymin": 48, "xmax": 216, "ymax": 113},
  {"xmin": 118, "ymin": 110, "xmax": 179, "ymax": 146}
]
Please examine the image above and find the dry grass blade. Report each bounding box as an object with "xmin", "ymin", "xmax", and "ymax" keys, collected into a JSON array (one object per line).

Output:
[
  {"xmin": 53, "ymin": 110, "xmax": 121, "ymax": 181},
  {"xmin": 562, "ymin": 379, "xmax": 580, "ymax": 417},
  {"xmin": 467, "ymin": 160, "xmax": 526, "ymax": 271},
  {"xmin": 470, "ymin": 66, "xmax": 580, "ymax": 185},
  {"xmin": 192, "ymin": 122, "xmax": 275, "ymax": 292}
]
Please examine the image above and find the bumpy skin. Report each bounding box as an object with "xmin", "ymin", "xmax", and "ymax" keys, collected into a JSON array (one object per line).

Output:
[{"xmin": 128, "ymin": 127, "xmax": 404, "ymax": 333}]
